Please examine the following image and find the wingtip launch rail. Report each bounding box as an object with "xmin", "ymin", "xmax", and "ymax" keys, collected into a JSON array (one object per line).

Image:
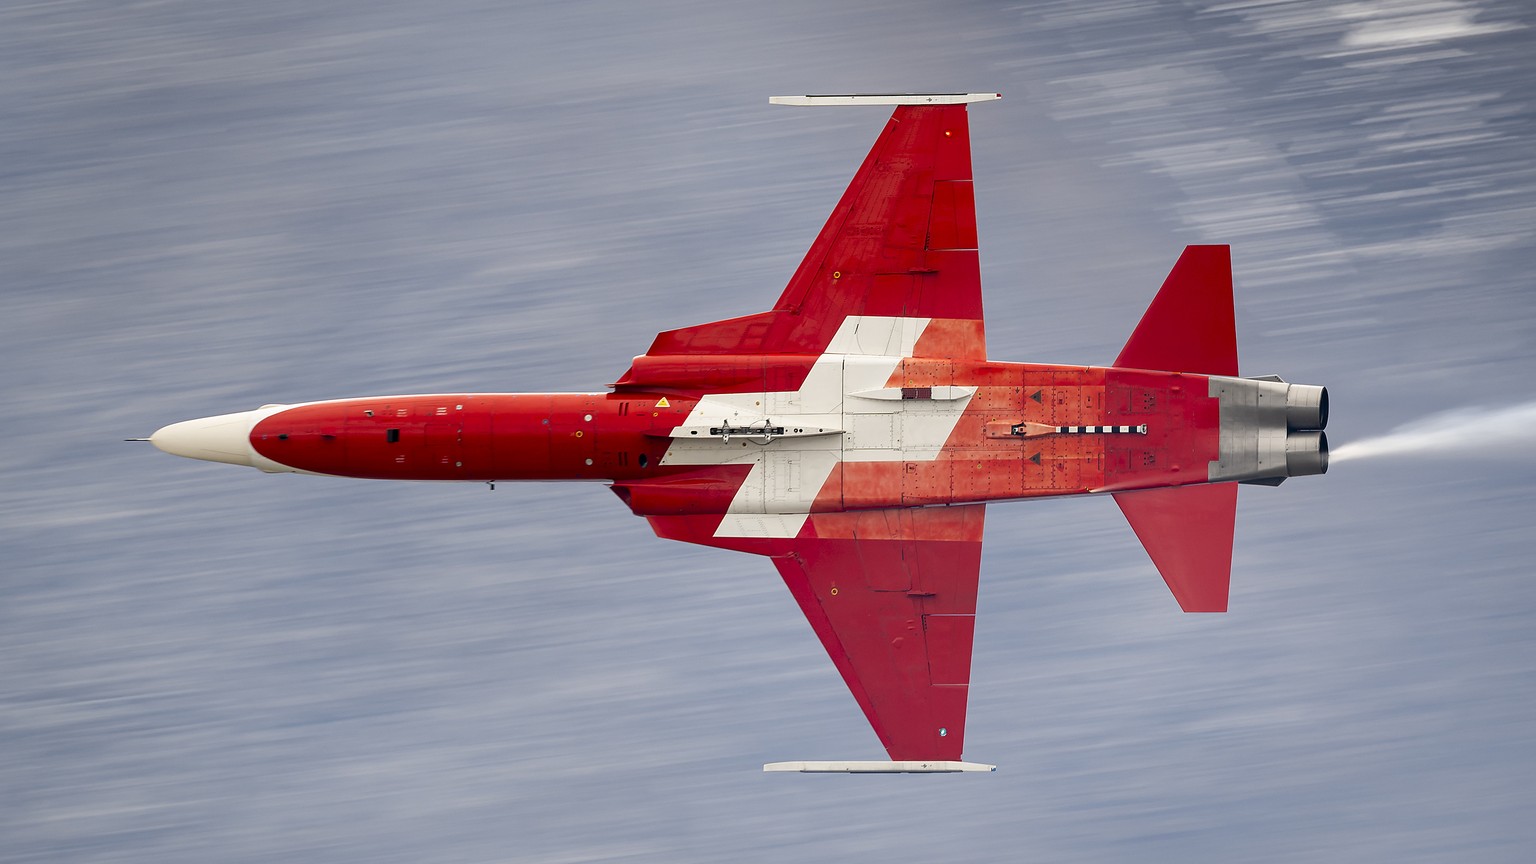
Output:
[
  {"xmin": 769, "ymin": 92, "xmax": 1002, "ymax": 106},
  {"xmin": 764, "ymin": 761, "xmax": 998, "ymax": 774}
]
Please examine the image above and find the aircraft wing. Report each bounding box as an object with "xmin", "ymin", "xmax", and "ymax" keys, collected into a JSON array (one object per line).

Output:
[
  {"xmin": 618, "ymin": 98, "xmax": 998, "ymax": 764},
  {"xmin": 648, "ymin": 504, "xmax": 985, "ymax": 761},
  {"xmin": 643, "ymin": 102, "xmax": 988, "ymax": 361}
]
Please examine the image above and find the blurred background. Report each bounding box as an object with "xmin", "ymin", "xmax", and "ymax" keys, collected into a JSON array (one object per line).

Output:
[{"xmin": 3, "ymin": 1, "xmax": 1533, "ymax": 861}]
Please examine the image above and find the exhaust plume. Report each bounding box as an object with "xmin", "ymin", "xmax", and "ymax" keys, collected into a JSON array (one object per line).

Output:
[{"xmin": 1330, "ymin": 401, "xmax": 1536, "ymax": 463}]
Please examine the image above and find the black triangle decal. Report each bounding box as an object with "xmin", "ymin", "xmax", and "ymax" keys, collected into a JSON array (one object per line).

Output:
[
  {"xmin": 1029, "ymin": 452, "xmax": 1042, "ymax": 465},
  {"xmin": 1030, "ymin": 390, "xmax": 1043, "ymax": 403}
]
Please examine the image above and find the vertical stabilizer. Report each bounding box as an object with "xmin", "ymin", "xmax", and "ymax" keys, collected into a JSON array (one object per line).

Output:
[
  {"xmin": 1114, "ymin": 245, "xmax": 1237, "ymax": 376},
  {"xmin": 1113, "ymin": 484, "xmax": 1237, "ymax": 612}
]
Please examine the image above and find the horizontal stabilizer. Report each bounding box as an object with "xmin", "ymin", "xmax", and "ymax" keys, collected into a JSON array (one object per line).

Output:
[
  {"xmin": 1114, "ymin": 245, "xmax": 1237, "ymax": 376},
  {"xmin": 764, "ymin": 761, "xmax": 996, "ymax": 773},
  {"xmin": 1114, "ymin": 484, "xmax": 1237, "ymax": 612}
]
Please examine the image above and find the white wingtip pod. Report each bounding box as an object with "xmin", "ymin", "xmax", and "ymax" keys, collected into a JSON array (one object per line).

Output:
[
  {"xmin": 763, "ymin": 760, "xmax": 997, "ymax": 773},
  {"xmin": 768, "ymin": 93, "xmax": 1001, "ymax": 106}
]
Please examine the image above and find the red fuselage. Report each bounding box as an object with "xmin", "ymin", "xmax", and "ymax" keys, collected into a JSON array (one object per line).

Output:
[{"xmin": 246, "ymin": 360, "xmax": 1216, "ymax": 510}]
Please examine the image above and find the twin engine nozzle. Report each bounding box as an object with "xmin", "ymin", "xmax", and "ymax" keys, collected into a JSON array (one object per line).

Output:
[
  {"xmin": 1209, "ymin": 377, "xmax": 1329, "ymax": 485},
  {"xmin": 1282, "ymin": 383, "xmax": 1329, "ymax": 478}
]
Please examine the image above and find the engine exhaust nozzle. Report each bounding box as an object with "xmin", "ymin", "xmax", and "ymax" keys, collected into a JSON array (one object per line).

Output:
[
  {"xmin": 1285, "ymin": 430, "xmax": 1329, "ymax": 477},
  {"xmin": 1286, "ymin": 384, "xmax": 1328, "ymax": 431}
]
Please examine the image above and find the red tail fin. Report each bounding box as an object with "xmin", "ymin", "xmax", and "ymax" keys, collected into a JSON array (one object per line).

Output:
[
  {"xmin": 1113, "ymin": 484, "xmax": 1237, "ymax": 612},
  {"xmin": 1114, "ymin": 245, "xmax": 1237, "ymax": 376}
]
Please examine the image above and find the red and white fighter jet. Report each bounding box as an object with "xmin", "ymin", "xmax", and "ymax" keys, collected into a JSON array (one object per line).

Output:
[{"xmin": 144, "ymin": 94, "xmax": 1329, "ymax": 773}]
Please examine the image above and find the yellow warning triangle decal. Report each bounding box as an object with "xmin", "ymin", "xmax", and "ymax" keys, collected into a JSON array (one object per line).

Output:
[{"xmin": 655, "ymin": 397, "xmax": 670, "ymax": 408}]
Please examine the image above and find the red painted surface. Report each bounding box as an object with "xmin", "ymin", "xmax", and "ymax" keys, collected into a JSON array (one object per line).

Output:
[
  {"xmin": 1114, "ymin": 245, "xmax": 1238, "ymax": 376},
  {"xmin": 786, "ymin": 506, "xmax": 982, "ymax": 761},
  {"xmin": 253, "ymin": 393, "xmax": 690, "ymax": 482},
  {"xmin": 1115, "ymin": 484, "xmax": 1238, "ymax": 613}
]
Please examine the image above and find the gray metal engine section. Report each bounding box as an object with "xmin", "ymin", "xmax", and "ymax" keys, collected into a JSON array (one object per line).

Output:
[{"xmin": 1208, "ymin": 376, "xmax": 1328, "ymax": 484}]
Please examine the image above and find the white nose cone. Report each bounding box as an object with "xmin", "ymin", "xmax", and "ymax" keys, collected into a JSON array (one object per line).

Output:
[{"xmin": 150, "ymin": 411, "xmax": 257, "ymax": 467}]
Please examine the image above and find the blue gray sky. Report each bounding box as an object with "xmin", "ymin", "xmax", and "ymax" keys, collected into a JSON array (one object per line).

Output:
[{"xmin": 3, "ymin": 1, "xmax": 1534, "ymax": 861}]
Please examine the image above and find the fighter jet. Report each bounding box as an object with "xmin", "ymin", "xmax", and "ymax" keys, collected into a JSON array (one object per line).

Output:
[{"xmin": 142, "ymin": 94, "xmax": 1328, "ymax": 773}]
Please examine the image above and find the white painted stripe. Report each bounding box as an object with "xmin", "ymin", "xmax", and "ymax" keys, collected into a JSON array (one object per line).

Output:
[
  {"xmin": 825, "ymin": 316, "xmax": 930, "ymax": 357},
  {"xmin": 715, "ymin": 513, "xmax": 812, "ymax": 539}
]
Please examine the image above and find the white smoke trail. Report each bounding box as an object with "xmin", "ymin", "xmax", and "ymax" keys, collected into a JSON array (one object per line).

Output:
[{"xmin": 1331, "ymin": 400, "xmax": 1536, "ymax": 463}]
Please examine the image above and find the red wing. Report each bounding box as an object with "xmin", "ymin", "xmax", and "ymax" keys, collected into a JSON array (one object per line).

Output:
[
  {"xmin": 645, "ymin": 104, "xmax": 986, "ymax": 360},
  {"xmin": 648, "ymin": 505, "xmax": 985, "ymax": 761}
]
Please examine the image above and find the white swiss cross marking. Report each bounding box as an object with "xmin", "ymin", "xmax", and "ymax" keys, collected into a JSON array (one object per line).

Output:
[{"xmin": 658, "ymin": 317, "xmax": 974, "ymax": 538}]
